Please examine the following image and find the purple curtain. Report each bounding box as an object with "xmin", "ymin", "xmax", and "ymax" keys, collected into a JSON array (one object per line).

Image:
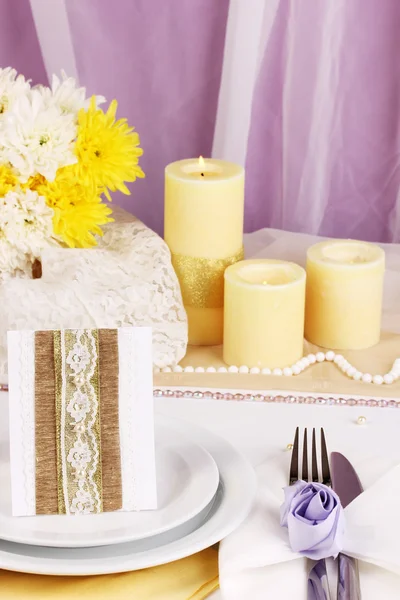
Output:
[
  {"xmin": 245, "ymin": 0, "xmax": 400, "ymax": 242},
  {"xmin": 65, "ymin": 0, "xmax": 229, "ymax": 234},
  {"xmin": 1, "ymin": 0, "xmax": 400, "ymax": 241},
  {"xmin": 0, "ymin": 0, "xmax": 47, "ymax": 85}
]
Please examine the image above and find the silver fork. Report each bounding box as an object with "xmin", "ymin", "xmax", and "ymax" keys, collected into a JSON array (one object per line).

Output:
[{"xmin": 290, "ymin": 427, "xmax": 332, "ymax": 600}]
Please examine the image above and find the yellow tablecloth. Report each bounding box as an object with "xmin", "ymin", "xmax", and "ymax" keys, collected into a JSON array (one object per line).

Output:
[
  {"xmin": 155, "ymin": 331, "xmax": 400, "ymax": 398},
  {"xmin": 0, "ymin": 548, "xmax": 219, "ymax": 600}
]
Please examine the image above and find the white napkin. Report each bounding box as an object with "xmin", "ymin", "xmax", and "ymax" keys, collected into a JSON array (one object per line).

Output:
[{"xmin": 219, "ymin": 456, "xmax": 400, "ymax": 599}]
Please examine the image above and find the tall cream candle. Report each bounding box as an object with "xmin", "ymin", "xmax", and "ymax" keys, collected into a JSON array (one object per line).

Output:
[
  {"xmin": 305, "ymin": 240, "xmax": 385, "ymax": 349},
  {"xmin": 223, "ymin": 259, "xmax": 306, "ymax": 368},
  {"xmin": 165, "ymin": 158, "xmax": 244, "ymax": 346}
]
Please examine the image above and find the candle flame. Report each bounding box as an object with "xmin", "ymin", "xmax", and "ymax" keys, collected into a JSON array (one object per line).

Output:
[
  {"xmin": 198, "ymin": 155, "xmax": 205, "ymax": 168},
  {"xmin": 263, "ymin": 281, "xmax": 268, "ymax": 285}
]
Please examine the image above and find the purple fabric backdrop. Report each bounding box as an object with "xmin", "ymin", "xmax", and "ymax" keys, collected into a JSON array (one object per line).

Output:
[
  {"xmin": 1, "ymin": 0, "xmax": 400, "ymax": 241},
  {"xmin": 245, "ymin": 0, "xmax": 400, "ymax": 242},
  {"xmin": 0, "ymin": 0, "xmax": 47, "ymax": 85},
  {"xmin": 65, "ymin": 0, "xmax": 229, "ymax": 234}
]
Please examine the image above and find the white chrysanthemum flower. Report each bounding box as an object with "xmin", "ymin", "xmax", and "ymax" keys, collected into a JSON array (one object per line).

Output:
[
  {"xmin": 1, "ymin": 89, "xmax": 78, "ymax": 182},
  {"xmin": 0, "ymin": 237, "xmax": 30, "ymax": 280},
  {"xmin": 37, "ymin": 71, "xmax": 105, "ymax": 117},
  {"xmin": 0, "ymin": 188, "xmax": 55, "ymax": 281},
  {"xmin": 0, "ymin": 67, "xmax": 30, "ymax": 115}
]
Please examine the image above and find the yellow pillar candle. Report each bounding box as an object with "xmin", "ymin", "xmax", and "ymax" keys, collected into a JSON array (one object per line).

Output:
[
  {"xmin": 165, "ymin": 157, "xmax": 244, "ymax": 346},
  {"xmin": 305, "ymin": 240, "xmax": 385, "ymax": 349},
  {"xmin": 223, "ymin": 259, "xmax": 306, "ymax": 368}
]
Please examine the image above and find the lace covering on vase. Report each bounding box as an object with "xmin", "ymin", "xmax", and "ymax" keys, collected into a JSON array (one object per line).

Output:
[{"xmin": 0, "ymin": 215, "xmax": 188, "ymax": 377}]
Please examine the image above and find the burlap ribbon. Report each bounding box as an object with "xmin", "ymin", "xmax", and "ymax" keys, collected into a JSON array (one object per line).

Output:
[{"xmin": 34, "ymin": 329, "xmax": 122, "ymax": 515}]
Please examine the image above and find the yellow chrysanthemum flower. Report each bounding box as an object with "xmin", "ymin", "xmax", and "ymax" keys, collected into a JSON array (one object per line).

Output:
[
  {"xmin": 22, "ymin": 173, "xmax": 46, "ymax": 192},
  {"xmin": 35, "ymin": 167, "xmax": 113, "ymax": 248},
  {"xmin": 73, "ymin": 97, "xmax": 144, "ymax": 200},
  {"xmin": 0, "ymin": 164, "xmax": 18, "ymax": 196}
]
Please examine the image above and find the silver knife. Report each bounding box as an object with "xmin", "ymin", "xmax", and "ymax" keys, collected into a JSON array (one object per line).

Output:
[{"xmin": 331, "ymin": 452, "xmax": 363, "ymax": 600}]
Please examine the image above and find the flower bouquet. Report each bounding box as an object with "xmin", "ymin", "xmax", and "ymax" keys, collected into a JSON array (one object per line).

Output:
[
  {"xmin": 0, "ymin": 67, "xmax": 144, "ymax": 280},
  {"xmin": 0, "ymin": 68, "xmax": 188, "ymax": 376}
]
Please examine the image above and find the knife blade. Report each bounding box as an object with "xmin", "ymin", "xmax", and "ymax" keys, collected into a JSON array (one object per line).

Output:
[{"xmin": 331, "ymin": 452, "xmax": 363, "ymax": 600}]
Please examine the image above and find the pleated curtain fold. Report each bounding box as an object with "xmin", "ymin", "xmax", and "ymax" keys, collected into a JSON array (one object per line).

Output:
[{"xmin": 1, "ymin": 0, "xmax": 398, "ymax": 242}]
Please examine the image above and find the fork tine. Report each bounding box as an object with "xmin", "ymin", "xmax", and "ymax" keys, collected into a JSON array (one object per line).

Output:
[
  {"xmin": 311, "ymin": 427, "xmax": 319, "ymax": 482},
  {"xmin": 320, "ymin": 428, "xmax": 331, "ymax": 486},
  {"xmin": 302, "ymin": 428, "xmax": 308, "ymax": 481},
  {"xmin": 289, "ymin": 427, "xmax": 299, "ymax": 485}
]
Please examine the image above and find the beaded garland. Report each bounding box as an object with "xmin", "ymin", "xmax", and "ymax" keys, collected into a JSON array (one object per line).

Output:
[
  {"xmin": 1, "ymin": 351, "xmax": 399, "ymax": 394},
  {"xmin": 155, "ymin": 351, "xmax": 400, "ymax": 386},
  {"xmin": 154, "ymin": 389, "xmax": 400, "ymax": 408},
  {"xmin": 1, "ymin": 382, "xmax": 397, "ymax": 408}
]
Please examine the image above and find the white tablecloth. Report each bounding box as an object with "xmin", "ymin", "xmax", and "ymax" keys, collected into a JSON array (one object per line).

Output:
[
  {"xmin": 156, "ymin": 395, "xmax": 400, "ymax": 598},
  {"xmin": 2, "ymin": 226, "xmax": 400, "ymax": 597},
  {"xmin": 244, "ymin": 228, "xmax": 400, "ymax": 335}
]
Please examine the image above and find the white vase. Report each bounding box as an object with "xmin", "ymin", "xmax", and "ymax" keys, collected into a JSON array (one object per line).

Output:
[{"xmin": 0, "ymin": 213, "xmax": 188, "ymax": 377}]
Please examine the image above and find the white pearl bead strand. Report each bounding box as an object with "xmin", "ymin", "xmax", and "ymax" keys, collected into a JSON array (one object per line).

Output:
[{"xmin": 154, "ymin": 352, "xmax": 400, "ymax": 385}]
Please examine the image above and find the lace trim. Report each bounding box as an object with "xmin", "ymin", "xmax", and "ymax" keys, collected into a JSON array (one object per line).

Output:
[
  {"xmin": 132, "ymin": 327, "xmax": 157, "ymax": 509},
  {"xmin": 85, "ymin": 329, "xmax": 101, "ymax": 513},
  {"xmin": 118, "ymin": 327, "xmax": 157, "ymax": 511},
  {"xmin": 58, "ymin": 329, "xmax": 102, "ymax": 515},
  {"xmin": 118, "ymin": 328, "xmax": 136, "ymax": 510},
  {"xmin": 22, "ymin": 331, "xmax": 35, "ymax": 514},
  {"xmin": 59, "ymin": 330, "xmax": 69, "ymax": 513},
  {"xmin": 7, "ymin": 331, "xmax": 36, "ymax": 516}
]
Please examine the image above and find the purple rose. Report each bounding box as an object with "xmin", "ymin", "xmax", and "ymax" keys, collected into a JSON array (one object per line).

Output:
[{"xmin": 280, "ymin": 480, "xmax": 345, "ymax": 560}]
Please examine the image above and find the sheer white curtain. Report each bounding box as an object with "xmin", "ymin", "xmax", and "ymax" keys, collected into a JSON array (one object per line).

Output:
[
  {"xmin": 212, "ymin": 0, "xmax": 280, "ymax": 166},
  {"xmin": 215, "ymin": 0, "xmax": 400, "ymax": 242},
  {"xmin": 29, "ymin": 0, "xmax": 78, "ymax": 80},
  {"xmin": 26, "ymin": 0, "xmax": 400, "ymax": 242}
]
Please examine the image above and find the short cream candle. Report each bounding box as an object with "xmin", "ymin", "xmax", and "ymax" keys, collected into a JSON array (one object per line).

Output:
[
  {"xmin": 165, "ymin": 157, "xmax": 244, "ymax": 346},
  {"xmin": 305, "ymin": 240, "xmax": 385, "ymax": 349},
  {"xmin": 223, "ymin": 259, "xmax": 306, "ymax": 368}
]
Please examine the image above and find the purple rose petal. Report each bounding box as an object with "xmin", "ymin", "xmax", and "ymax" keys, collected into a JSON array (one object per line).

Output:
[{"xmin": 280, "ymin": 481, "xmax": 345, "ymax": 560}]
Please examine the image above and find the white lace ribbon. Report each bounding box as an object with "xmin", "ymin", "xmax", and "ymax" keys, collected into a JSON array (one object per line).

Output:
[{"xmin": 60, "ymin": 329, "xmax": 101, "ymax": 515}]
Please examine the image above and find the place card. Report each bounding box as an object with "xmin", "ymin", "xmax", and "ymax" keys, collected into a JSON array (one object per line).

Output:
[{"xmin": 8, "ymin": 327, "xmax": 157, "ymax": 517}]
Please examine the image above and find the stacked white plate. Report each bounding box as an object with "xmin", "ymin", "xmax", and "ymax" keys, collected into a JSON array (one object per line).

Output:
[{"xmin": 0, "ymin": 404, "xmax": 256, "ymax": 575}]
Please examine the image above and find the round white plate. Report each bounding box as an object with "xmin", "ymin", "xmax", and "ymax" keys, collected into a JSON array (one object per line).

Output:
[
  {"xmin": 0, "ymin": 419, "xmax": 220, "ymax": 547},
  {"xmin": 0, "ymin": 414, "xmax": 256, "ymax": 575}
]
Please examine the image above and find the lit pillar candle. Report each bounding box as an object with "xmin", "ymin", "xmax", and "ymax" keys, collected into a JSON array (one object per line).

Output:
[
  {"xmin": 223, "ymin": 259, "xmax": 306, "ymax": 368},
  {"xmin": 305, "ymin": 240, "xmax": 385, "ymax": 349},
  {"xmin": 165, "ymin": 157, "xmax": 244, "ymax": 346}
]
